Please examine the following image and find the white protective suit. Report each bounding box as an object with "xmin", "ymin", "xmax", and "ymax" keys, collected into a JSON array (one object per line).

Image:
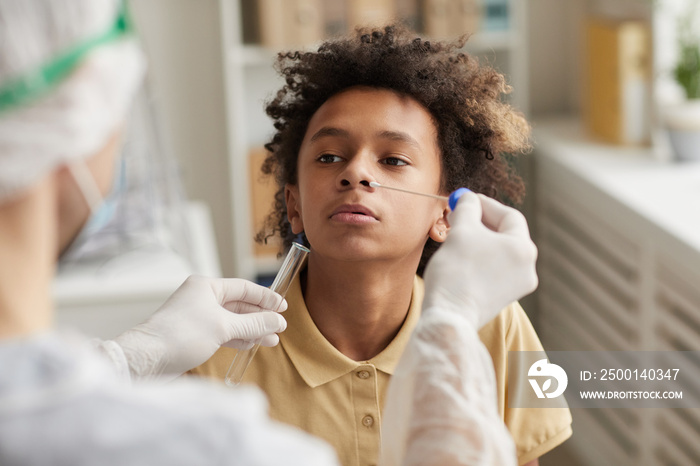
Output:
[{"xmin": 0, "ymin": 332, "xmax": 337, "ymax": 466}]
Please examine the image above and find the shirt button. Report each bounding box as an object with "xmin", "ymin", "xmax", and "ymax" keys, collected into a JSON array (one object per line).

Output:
[
  {"xmin": 357, "ymin": 370, "xmax": 370, "ymax": 379},
  {"xmin": 362, "ymin": 415, "xmax": 374, "ymax": 427}
]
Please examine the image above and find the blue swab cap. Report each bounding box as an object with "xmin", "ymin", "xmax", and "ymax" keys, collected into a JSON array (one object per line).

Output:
[{"xmin": 448, "ymin": 188, "xmax": 471, "ymax": 211}]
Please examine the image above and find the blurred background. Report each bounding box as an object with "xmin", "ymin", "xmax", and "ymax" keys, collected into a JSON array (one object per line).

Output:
[{"xmin": 54, "ymin": 1, "xmax": 700, "ymax": 464}]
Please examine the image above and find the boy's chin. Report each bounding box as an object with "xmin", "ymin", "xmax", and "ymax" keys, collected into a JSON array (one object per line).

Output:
[{"xmin": 312, "ymin": 241, "xmax": 418, "ymax": 266}]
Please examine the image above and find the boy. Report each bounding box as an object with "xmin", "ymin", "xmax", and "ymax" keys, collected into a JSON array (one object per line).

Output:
[{"xmin": 191, "ymin": 25, "xmax": 571, "ymax": 466}]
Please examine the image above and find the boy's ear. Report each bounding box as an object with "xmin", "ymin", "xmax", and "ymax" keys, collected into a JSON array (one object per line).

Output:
[
  {"xmin": 285, "ymin": 184, "xmax": 305, "ymax": 234},
  {"xmin": 428, "ymin": 204, "xmax": 450, "ymax": 243}
]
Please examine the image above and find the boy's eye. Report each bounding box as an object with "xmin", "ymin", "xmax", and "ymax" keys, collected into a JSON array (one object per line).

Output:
[
  {"xmin": 318, "ymin": 154, "xmax": 343, "ymax": 163},
  {"xmin": 382, "ymin": 157, "xmax": 408, "ymax": 167}
]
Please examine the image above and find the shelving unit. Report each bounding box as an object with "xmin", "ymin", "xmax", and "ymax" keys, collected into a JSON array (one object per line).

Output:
[
  {"xmin": 218, "ymin": 0, "xmax": 529, "ymax": 280},
  {"xmin": 54, "ymin": 202, "xmax": 221, "ymax": 339}
]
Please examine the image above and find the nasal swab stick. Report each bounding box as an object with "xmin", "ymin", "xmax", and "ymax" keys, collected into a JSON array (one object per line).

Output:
[
  {"xmin": 369, "ymin": 182, "xmax": 470, "ymax": 211},
  {"xmin": 369, "ymin": 181, "xmax": 448, "ymax": 201}
]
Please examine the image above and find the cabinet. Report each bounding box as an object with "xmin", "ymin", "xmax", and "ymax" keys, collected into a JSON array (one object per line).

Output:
[
  {"xmin": 218, "ymin": 0, "xmax": 530, "ymax": 280},
  {"xmin": 533, "ymin": 118, "xmax": 700, "ymax": 465}
]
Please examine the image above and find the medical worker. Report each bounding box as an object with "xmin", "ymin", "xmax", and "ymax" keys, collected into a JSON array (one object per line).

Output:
[{"xmin": 0, "ymin": 1, "xmax": 537, "ymax": 464}]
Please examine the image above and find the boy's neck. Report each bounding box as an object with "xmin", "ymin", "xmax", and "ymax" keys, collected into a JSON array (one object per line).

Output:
[{"xmin": 302, "ymin": 254, "xmax": 418, "ymax": 361}]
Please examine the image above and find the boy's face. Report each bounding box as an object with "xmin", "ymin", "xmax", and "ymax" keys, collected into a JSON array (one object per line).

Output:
[{"xmin": 286, "ymin": 86, "xmax": 449, "ymax": 264}]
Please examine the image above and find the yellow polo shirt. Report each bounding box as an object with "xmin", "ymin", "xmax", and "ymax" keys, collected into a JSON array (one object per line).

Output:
[{"xmin": 190, "ymin": 275, "xmax": 572, "ymax": 466}]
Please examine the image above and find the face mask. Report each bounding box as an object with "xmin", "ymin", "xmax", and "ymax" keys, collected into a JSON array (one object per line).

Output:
[{"xmin": 59, "ymin": 157, "xmax": 125, "ymax": 260}]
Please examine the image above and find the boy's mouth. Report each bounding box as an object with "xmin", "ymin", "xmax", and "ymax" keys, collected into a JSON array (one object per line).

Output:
[{"xmin": 330, "ymin": 204, "xmax": 378, "ymax": 223}]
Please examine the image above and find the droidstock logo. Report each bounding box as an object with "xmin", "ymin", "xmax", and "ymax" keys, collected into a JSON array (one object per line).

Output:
[{"xmin": 528, "ymin": 359, "xmax": 568, "ymax": 399}]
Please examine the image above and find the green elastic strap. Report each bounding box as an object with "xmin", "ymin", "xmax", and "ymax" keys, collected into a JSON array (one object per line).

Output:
[{"xmin": 0, "ymin": 1, "xmax": 134, "ymax": 113}]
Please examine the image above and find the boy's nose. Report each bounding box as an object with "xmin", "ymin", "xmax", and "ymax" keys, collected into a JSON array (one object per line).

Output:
[
  {"xmin": 338, "ymin": 157, "xmax": 374, "ymax": 189},
  {"xmin": 340, "ymin": 179, "xmax": 371, "ymax": 187}
]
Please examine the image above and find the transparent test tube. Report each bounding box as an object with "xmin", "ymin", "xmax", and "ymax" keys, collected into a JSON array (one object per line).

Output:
[{"xmin": 225, "ymin": 242, "xmax": 310, "ymax": 386}]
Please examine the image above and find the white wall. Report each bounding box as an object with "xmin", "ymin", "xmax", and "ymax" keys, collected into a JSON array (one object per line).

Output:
[{"xmin": 130, "ymin": 0, "xmax": 236, "ymax": 276}]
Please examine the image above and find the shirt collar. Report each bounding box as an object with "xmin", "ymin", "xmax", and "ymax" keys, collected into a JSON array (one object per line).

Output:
[{"xmin": 279, "ymin": 272, "xmax": 424, "ymax": 388}]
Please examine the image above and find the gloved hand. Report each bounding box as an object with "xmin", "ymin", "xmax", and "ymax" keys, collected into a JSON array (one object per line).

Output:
[
  {"xmin": 423, "ymin": 192, "xmax": 538, "ymax": 329},
  {"xmin": 112, "ymin": 275, "xmax": 287, "ymax": 381}
]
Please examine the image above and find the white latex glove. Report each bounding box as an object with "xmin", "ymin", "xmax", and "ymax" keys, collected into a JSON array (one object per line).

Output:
[
  {"xmin": 111, "ymin": 275, "xmax": 288, "ymax": 381},
  {"xmin": 380, "ymin": 306, "xmax": 517, "ymax": 466},
  {"xmin": 423, "ymin": 192, "xmax": 538, "ymax": 328},
  {"xmin": 380, "ymin": 192, "xmax": 530, "ymax": 466}
]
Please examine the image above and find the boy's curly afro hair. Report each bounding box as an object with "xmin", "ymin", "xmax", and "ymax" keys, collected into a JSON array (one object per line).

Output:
[{"xmin": 258, "ymin": 24, "xmax": 531, "ymax": 276}]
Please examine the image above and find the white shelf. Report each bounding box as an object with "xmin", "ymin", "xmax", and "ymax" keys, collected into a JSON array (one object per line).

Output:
[
  {"xmin": 533, "ymin": 117, "xmax": 700, "ymax": 257},
  {"xmin": 236, "ymin": 45, "xmax": 276, "ymax": 67},
  {"xmin": 53, "ymin": 202, "xmax": 221, "ymax": 339},
  {"xmin": 255, "ymin": 255, "xmax": 285, "ymax": 277},
  {"xmin": 231, "ymin": 28, "xmax": 519, "ymax": 67},
  {"xmin": 466, "ymin": 29, "xmax": 519, "ymax": 51}
]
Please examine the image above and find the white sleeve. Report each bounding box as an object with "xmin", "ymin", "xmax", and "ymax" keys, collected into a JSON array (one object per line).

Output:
[
  {"xmin": 379, "ymin": 306, "xmax": 517, "ymax": 466},
  {"xmin": 88, "ymin": 338, "xmax": 132, "ymax": 382}
]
